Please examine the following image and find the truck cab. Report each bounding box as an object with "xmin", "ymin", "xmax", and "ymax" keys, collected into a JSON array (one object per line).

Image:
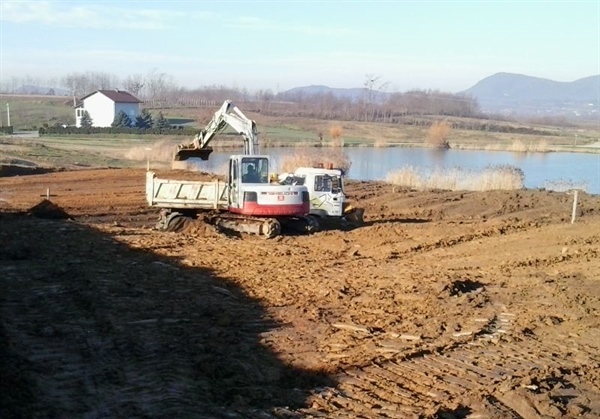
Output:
[{"xmin": 281, "ymin": 166, "xmax": 346, "ymax": 218}]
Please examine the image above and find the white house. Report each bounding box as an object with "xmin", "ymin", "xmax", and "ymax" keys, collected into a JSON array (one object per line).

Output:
[{"xmin": 75, "ymin": 90, "xmax": 142, "ymax": 127}]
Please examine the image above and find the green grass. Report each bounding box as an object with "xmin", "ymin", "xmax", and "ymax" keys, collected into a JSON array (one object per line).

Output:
[
  {"xmin": 0, "ymin": 133, "xmax": 185, "ymax": 168},
  {"xmin": 1, "ymin": 95, "xmax": 598, "ymax": 169},
  {"xmin": 0, "ymin": 139, "xmax": 140, "ymax": 168},
  {"xmin": 2, "ymin": 95, "xmax": 75, "ymax": 129},
  {"xmin": 1, "ymin": 95, "xmax": 200, "ymax": 130},
  {"xmin": 166, "ymin": 118, "xmax": 196, "ymax": 125}
]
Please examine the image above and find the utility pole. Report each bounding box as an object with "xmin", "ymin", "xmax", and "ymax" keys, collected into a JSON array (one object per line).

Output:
[{"xmin": 6, "ymin": 103, "xmax": 10, "ymax": 126}]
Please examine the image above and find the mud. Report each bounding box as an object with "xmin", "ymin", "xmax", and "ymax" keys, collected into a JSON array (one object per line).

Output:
[{"xmin": 1, "ymin": 168, "xmax": 599, "ymax": 418}]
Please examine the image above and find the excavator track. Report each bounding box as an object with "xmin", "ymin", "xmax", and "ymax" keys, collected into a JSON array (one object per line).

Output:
[
  {"xmin": 155, "ymin": 210, "xmax": 283, "ymax": 238},
  {"xmin": 209, "ymin": 214, "xmax": 282, "ymax": 238},
  {"xmin": 155, "ymin": 210, "xmax": 321, "ymax": 239}
]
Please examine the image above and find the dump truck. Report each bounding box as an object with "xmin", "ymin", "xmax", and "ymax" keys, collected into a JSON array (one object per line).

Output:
[{"xmin": 146, "ymin": 100, "xmax": 362, "ymax": 237}]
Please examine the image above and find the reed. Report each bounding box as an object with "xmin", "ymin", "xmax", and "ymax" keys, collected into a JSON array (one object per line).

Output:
[
  {"xmin": 278, "ymin": 149, "xmax": 352, "ymax": 173},
  {"xmin": 328, "ymin": 125, "xmax": 345, "ymax": 147},
  {"xmin": 386, "ymin": 164, "xmax": 524, "ymax": 191},
  {"xmin": 544, "ymin": 179, "xmax": 588, "ymax": 193},
  {"xmin": 426, "ymin": 121, "xmax": 451, "ymax": 149},
  {"xmin": 373, "ymin": 138, "xmax": 390, "ymax": 148},
  {"xmin": 124, "ymin": 139, "xmax": 179, "ymax": 162},
  {"xmin": 482, "ymin": 139, "xmax": 550, "ymax": 153}
]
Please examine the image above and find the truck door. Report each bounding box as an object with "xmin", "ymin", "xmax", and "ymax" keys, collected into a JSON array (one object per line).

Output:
[{"xmin": 313, "ymin": 174, "xmax": 344, "ymax": 216}]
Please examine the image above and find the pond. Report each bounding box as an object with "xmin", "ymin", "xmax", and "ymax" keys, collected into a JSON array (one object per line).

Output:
[{"xmin": 191, "ymin": 147, "xmax": 600, "ymax": 195}]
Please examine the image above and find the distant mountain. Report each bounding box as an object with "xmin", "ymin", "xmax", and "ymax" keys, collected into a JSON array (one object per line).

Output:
[
  {"xmin": 15, "ymin": 85, "xmax": 70, "ymax": 96},
  {"xmin": 280, "ymin": 85, "xmax": 390, "ymax": 103},
  {"xmin": 458, "ymin": 73, "xmax": 599, "ymax": 117},
  {"xmin": 281, "ymin": 73, "xmax": 598, "ymax": 118}
]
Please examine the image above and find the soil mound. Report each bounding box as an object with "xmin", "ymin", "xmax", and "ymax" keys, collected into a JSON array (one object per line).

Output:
[
  {"xmin": 0, "ymin": 164, "xmax": 57, "ymax": 177},
  {"xmin": 181, "ymin": 217, "xmax": 220, "ymax": 237},
  {"xmin": 27, "ymin": 199, "xmax": 72, "ymax": 220}
]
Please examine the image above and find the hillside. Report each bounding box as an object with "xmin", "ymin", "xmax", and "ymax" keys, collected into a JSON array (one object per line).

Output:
[
  {"xmin": 281, "ymin": 73, "xmax": 599, "ymax": 119},
  {"xmin": 459, "ymin": 73, "xmax": 599, "ymax": 117}
]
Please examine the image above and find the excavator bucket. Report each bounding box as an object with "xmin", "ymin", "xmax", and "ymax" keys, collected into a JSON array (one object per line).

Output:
[
  {"xmin": 173, "ymin": 147, "xmax": 214, "ymax": 161},
  {"xmin": 344, "ymin": 206, "xmax": 365, "ymax": 225}
]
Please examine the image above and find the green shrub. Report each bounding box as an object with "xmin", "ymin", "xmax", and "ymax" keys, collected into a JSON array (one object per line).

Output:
[{"xmin": 38, "ymin": 125, "xmax": 191, "ymax": 135}]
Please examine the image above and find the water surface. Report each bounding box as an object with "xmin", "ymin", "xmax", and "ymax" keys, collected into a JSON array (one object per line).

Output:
[{"xmin": 193, "ymin": 147, "xmax": 600, "ymax": 195}]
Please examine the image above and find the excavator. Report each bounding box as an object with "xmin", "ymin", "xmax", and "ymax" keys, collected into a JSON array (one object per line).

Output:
[
  {"xmin": 146, "ymin": 100, "xmax": 317, "ymax": 238},
  {"xmin": 147, "ymin": 100, "xmax": 363, "ymax": 237},
  {"xmin": 174, "ymin": 100, "xmax": 259, "ymax": 162}
]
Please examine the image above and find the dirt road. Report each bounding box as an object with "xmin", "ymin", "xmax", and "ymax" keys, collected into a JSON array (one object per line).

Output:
[{"xmin": 1, "ymin": 168, "xmax": 599, "ymax": 418}]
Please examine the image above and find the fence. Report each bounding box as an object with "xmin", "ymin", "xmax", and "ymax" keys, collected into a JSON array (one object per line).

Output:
[{"xmin": 143, "ymin": 98, "xmax": 218, "ymax": 109}]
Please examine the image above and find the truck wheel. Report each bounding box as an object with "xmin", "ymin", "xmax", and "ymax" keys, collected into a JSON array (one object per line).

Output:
[{"xmin": 165, "ymin": 214, "xmax": 189, "ymax": 232}]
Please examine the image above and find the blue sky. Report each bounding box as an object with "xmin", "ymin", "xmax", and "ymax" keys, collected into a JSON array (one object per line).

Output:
[{"xmin": 0, "ymin": 0, "xmax": 598, "ymax": 93}]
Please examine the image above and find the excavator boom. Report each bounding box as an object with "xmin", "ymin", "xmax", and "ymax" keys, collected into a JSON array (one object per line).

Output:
[{"xmin": 174, "ymin": 100, "xmax": 259, "ymax": 161}]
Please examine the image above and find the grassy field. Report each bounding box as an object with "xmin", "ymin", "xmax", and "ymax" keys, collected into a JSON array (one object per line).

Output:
[
  {"xmin": 1, "ymin": 95, "xmax": 75, "ymax": 128},
  {"xmin": 1, "ymin": 94, "xmax": 598, "ymax": 170}
]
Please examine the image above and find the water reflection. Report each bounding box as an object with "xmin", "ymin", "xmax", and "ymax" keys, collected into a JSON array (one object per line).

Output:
[
  {"xmin": 192, "ymin": 147, "xmax": 600, "ymax": 195},
  {"xmin": 428, "ymin": 149, "xmax": 448, "ymax": 166}
]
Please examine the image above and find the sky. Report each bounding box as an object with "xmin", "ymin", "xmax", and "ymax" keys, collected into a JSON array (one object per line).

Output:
[{"xmin": 0, "ymin": 0, "xmax": 598, "ymax": 94}]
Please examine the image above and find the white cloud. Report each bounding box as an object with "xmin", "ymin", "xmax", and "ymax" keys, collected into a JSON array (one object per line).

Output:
[
  {"xmin": 228, "ymin": 16, "xmax": 352, "ymax": 37},
  {"xmin": 3, "ymin": 45, "xmax": 201, "ymax": 67},
  {"xmin": 0, "ymin": 1, "xmax": 175, "ymax": 30},
  {"xmin": 82, "ymin": 49, "xmax": 196, "ymax": 64}
]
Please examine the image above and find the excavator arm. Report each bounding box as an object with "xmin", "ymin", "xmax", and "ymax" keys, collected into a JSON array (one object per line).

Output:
[{"xmin": 174, "ymin": 100, "xmax": 260, "ymax": 161}]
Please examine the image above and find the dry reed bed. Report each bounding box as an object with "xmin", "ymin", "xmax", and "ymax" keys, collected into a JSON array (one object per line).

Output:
[
  {"xmin": 386, "ymin": 165, "xmax": 525, "ymax": 191},
  {"xmin": 277, "ymin": 149, "xmax": 352, "ymax": 174}
]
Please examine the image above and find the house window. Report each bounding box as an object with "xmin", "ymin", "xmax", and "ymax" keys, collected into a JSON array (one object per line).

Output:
[{"xmin": 76, "ymin": 109, "xmax": 82, "ymax": 117}]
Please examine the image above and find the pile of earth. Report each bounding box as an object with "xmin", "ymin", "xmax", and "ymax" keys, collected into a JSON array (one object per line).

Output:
[{"xmin": 27, "ymin": 199, "xmax": 72, "ymax": 220}]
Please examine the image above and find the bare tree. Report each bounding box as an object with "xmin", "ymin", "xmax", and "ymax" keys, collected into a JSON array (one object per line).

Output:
[
  {"xmin": 89, "ymin": 71, "xmax": 116, "ymax": 90},
  {"xmin": 144, "ymin": 68, "xmax": 177, "ymax": 100},
  {"xmin": 124, "ymin": 73, "xmax": 145, "ymax": 97},
  {"xmin": 363, "ymin": 74, "xmax": 390, "ymax": 121},
  {"xmin": 61, "ymin": 73, "xmax": 89, "ymax": 105}
]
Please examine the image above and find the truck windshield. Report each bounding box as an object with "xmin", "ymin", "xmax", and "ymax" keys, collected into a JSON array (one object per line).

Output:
[
  {"xmin": 331, "ymin": 175, "xmax": 342, "ymax": 193},
  {"xmin": 314, "ymin": 175, "xmax": 343, "ymax": 192}
]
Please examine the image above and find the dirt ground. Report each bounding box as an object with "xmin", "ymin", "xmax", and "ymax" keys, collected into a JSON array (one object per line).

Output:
[{"xmin": 1, "ymin": 167, "xmax": 599, "ymax": 418}]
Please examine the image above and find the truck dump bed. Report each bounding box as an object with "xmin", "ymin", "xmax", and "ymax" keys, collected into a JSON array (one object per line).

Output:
[{"xmin": 146, "ymin": 171, "xmax": 229, "ymax": 210}]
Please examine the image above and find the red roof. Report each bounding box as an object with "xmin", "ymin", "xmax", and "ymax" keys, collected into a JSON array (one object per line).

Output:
[{"xmin": 80, "ymin": 90, "xmax": 142, "ymax": 103}]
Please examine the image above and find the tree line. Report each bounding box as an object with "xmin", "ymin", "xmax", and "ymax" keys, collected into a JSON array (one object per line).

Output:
[
  {"xmin": 1, "ymin": 70, "xmax": 482, "ymax": 122},
  {"xmin": 3, "ymin": 70, "xmax": 577, "ymax": 130}
]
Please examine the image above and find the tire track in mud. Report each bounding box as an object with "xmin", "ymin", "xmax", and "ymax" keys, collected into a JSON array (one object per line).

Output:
[
  {"xmin": 404, "ymin": 220, "xmax": 541, "ymax": 254},
  {"xmin": 300, "ymin": 307, "xmax": 600, "ymax": 418},
  {"xmin": 499, "ymin": 235, "xmax": 600, "ymax": 270},
  {"xmin": 337, "ymin": 218, "xmax": 548, "ymax": 264}
]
